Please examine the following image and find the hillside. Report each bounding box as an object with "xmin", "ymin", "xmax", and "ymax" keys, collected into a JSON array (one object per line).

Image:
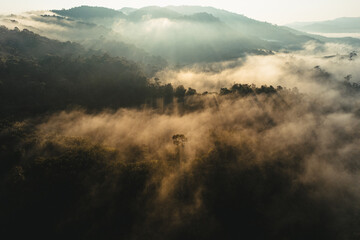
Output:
[
  {"xmin": 3, "ymin": 6, "xmax": 359, "ymax": 65},
  {"xmin": 0, "ymin": 27, "xmax": 156, "ymax": 117},
  {"xmin": 286, "ymin": 17, "xmax": 360, "ymax": 33},
  {"xmin": 125, "ymin": 6, "xmax": 183, "ymax": 21},
  {"xmin": 56, "ymin": 6, "xmax": 317, "ymax": 63},
  {"xmin": 0, "ymin": 26, "xmax": 85, "ymax": 59},
  {"xmin": 165, "ymin": 6, "xmax": 314, "ymax": 44},
  {"xmin": 52, "ymin": 5, "xmax": 126, "ymax": 20}
]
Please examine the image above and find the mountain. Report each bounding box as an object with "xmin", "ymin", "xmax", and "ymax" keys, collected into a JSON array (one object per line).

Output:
[
  {"xmin": 282, "ymin": 25, "xmax": 360, "ymax": 47},
  {"xmin": 2, "ymin": 6, "xmax": 360, "ymax": 65},
  {"xmin": 181, "ymin": 12, "xmax": 221, "ymax": 23},
  {"xmin": 43, "ymin": 6, "xmax": 283, "ymax": 63},
  {"xmin": 116, "ymin": 6, "xmax": 321, "ymax": 63},
  {"xmin": 0, "ymin": 26, "xmax": 152, "ymax": 117},
  {"xmin": 0, "ymin": 26, "xmax": 85, "ymax": 59},
  {"xmin": 119, "ymin": 7, "xmax": 137, "ymax": 15},
  {"xmin": 286, "ymin": 17, "xmax": 360, "ymax": 33},
  {"xmin": 165, "ymin": 6, "xmax": 314, "ymax": 44},
  {"xmin": 0, "ymin": 14, "xmax": 167, "ymax": 75},
  {"xmin": 52, "ymin": 5, "xmax": 126, "ymax": 20},
  {"xmin": 115, "ymin": 8, "xmax": 270, "ymax": 63},
  {"xmin": 125, "ymin": 6, "xmax": 182, "ymax": 21}
]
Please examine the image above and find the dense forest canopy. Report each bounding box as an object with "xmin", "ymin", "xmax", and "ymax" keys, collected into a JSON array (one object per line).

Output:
[{"xmin": 0, "ymin": 4, "xmax": 360, "ymax": 240}]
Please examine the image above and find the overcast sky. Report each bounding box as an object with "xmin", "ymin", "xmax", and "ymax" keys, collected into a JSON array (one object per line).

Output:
[{"xmin": 1, "ymin": 0, "xmax": 359, "ymax": 24}]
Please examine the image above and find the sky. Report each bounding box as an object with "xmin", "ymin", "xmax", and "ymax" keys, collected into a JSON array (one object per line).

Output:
[{"xmin": 0, "ymin": 0, "xmax": 359, "ymax": 25}]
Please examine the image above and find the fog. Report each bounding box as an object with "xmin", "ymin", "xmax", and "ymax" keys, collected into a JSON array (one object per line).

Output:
[
  {"xmin": 155, "ymin": 42, "xmax": 359, "ymax": 94},
  {"xmin": 1, "ymin": 5, "xmax": 360, "ymax": 239},
  {"xmin": 4, "ymin": 6, "xmax": 359, "ymax": 66},
  {"xmin": 15, "ymin": 41, "xmax": 356, "ymax": 238}
]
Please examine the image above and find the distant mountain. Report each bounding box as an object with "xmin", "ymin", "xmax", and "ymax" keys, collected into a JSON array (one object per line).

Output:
[
  {"xmin": 47, "ymin": 6, "xmax": 359, "ymax": 63},
  {"xmin": 52, "ymin": 6, "xmax": 126, "ymax": 20},
  {"xmin": 119, "ymin": 7, "xmax": 137, "ymax": 15},
  {"xmin": 286, "ymin": 17, "xmax": 360, "ymax": 33},
  {"xmin": 125, "ymin": 6, "xmax": 182, "ymax": 21},
  {"xmin": 181, "ymin": 12, "xmax": 220, "ymax": 23},
  {"xmin": 3, "ymin": 6, "xmax": 360, "ymax": 65},
  {"xmin": 113, "ymin": 6, "xmax": 320, "ymax": 63},
  {"xmin": 282, "ymin": 26, "xmax": 360, "ymax": 47},
  {"xmin": 50, "ymin": 5, "xmax": 316, "ymax": 47},
  {"xmin": 165, "ymin": 6, "xmax": 313, "ymax": 44},
  {"xmin": 125, "ymin": 6, "xmax": 220, "ymax": 23}
]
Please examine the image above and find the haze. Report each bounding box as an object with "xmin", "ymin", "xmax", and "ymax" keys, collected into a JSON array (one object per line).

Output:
[
  {"xmin": 1, "ymin": 2, "xmax": 360, "ymax": 239},
  {"xmin": 1, "ymin": 0, "xmax": 359, "ymax": 24}
]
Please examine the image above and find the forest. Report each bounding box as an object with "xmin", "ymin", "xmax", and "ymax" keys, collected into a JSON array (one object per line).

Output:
[{"xmin": 1, "ymin": 5, "xmax": 360, "ymax": 240}]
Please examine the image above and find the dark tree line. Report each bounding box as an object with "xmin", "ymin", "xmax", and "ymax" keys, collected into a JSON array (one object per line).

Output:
[
  {"xmin": 220, "ymin": 83, "xmax": 278, "ymax": 96},
  {"xmin": 0, "ymin": 54, "xmax": 149, "ymax": 118},
  {"xmin": 0, "ymin": 54, "xmax": 283, "ymax": 119}
]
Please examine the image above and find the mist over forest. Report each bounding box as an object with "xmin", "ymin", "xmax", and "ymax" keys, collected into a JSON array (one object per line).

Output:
[{"xmin": 1, "ymin": 5, "xmax": 360, "ymax": 240}]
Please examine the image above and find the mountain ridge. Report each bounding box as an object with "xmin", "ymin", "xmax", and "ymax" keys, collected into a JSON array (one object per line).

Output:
[
  {"xmin": 286, "ymin": 17, "xmax": 360, "ymax": 33},
  {"xmin": 2, "ymin": 5, "xmax": 360, "ymax": 65}
]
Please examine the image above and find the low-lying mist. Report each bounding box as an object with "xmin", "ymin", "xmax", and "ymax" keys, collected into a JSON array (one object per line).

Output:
[
  {"xmin": 2, "ymin": 43, "xmax": 360, "ymax": 239},
  {"xmin": 1, "ymin": 9, "xmax": 360, "ymax": 238},
  {"xmin": 156, "ymin": 42, "xmax": 359, "ymax": 93}
]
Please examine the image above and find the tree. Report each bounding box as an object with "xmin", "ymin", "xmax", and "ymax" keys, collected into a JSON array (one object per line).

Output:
[
  {"xmin": 175, "ymin": 85, "xmax": 186, "ymax": 99},
  {"xmin": 186, "ymin": 87, "xmax": 197, "ymax": 96}
]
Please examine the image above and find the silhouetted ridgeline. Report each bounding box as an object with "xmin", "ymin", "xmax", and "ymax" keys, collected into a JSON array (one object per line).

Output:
[{"xmin": 52, "ymin": 6, "xmax": 127, "ymax": 20}]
